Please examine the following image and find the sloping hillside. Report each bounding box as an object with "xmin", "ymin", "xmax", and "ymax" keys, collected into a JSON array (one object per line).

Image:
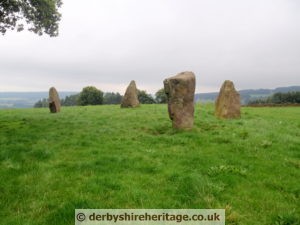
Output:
[
  {"xmin": 195, "ymin": 86, "xmax": 300, "ymax": 104},
  {"xmin": 0, "ymin": 92, "xmax": 77, "ymax": 108}
]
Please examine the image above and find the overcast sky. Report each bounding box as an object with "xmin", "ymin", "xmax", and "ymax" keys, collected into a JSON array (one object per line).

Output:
[{"xmin": 0, "ymin": 0, "xmax": 300, "ymax": 94}]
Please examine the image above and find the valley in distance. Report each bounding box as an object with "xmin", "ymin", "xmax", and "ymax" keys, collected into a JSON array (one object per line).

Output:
[{"xmin": 0, "ymin": 85, "xmax": 299, "ymax": 109}]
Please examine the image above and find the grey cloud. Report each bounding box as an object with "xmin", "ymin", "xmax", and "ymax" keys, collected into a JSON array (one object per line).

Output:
[{"xmin": 0, "ymin": 0, "xmax": 299, "ymax": 93}]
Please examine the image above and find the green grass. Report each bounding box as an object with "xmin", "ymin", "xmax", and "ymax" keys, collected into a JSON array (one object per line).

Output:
[{"xmin": 0, "ymin": 104, "xmax": 299, "ymax": 225}]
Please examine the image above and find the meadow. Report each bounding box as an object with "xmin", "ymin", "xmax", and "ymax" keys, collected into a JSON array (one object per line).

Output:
[{"xmin": 0, "ymin": 104, "xmax": 299, "ymax": 225}]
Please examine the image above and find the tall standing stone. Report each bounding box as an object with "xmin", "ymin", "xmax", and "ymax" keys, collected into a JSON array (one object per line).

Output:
[
  {"xmin": 49, "ymin": 87, "xmax": 61, "ymax": 113},
  {"xmin": 164, "ymin": 71, "xmax": 196, "ymax": 129},
  {"xmin": 121, "ymin": 80, "xmax": 140, "ymax": 108},
  {"xmin": 215, "ymin": 80, "xmax": 240, "ymax": 119}
]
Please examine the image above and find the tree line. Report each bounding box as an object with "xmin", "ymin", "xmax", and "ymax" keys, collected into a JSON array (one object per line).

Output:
[
  {"xmin": 248, "ymin": 92, "xmax": 300, "ymax": 105},
  {"xmin": 34, "ymin": 86, "xmax": 167, "ymax": 108}
]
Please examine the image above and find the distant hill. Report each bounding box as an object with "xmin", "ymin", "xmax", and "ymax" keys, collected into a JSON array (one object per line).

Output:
[
  {"xmin": 0, "ymin": 92, "xmax": 78, "ymax": 108},
  {"xmin": 1, "ymin": 86, "xmax": 300, "ymax": 108},
  {"xmin": 195, "ymin": 86, "xmax": 300, "ymax": 104}
]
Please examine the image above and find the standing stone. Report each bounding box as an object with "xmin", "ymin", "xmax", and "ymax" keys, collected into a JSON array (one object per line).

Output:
[
  {"xmin": 215, "ymin": 80, "xmax": 241, "ymax": 119},
  {"xmin": 163, "ymin": 71, "xmax": 196, "ymax": 129},
  {"xmin": 121, "ymin": 80, "xmax": 140, "ymax": 108},
  {"xmin": 49, "ymin": 87, "xmax": 61, "ymax": 113}
]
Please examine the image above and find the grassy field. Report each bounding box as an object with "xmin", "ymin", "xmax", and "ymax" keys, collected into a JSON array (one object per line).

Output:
[{"xmin": 0, "ymin": 104, "xmax": 299, "ymax": 225}]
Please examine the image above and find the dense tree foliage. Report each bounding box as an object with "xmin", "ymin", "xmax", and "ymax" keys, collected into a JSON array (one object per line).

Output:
[
  {"xmin": 248, "ymin": 92, "xmax": 300, "ymax": 105},
  {"xmin": 0, "ymin": 0, "xmax": 62, "ymax": 36},
  {"xmin": 34, "ymin": 98, "xmax": 48, "ymax": 108},
  {"xmin": 61, "ymin": 94, "xmax": 79, "ymax": 106},
  {"xmin": 33, "ymin": 88, "xmax": 169, "ymax": 108},
  {"xmin": 78, "ymin": 86, "xmax": 103, "ymax": 106},
  {"xmin": 155, "ymin": 88, "xmax": 167, "ymax": 103},
  {"xmin": 33, "ymin": 91, "xmax": 123, "ymax": 107},
  {"xmin": 137, "ymin": 90, "xmax": 155, "ymax": 104},
  {"xmin": 103, "ymin": 92, "xmax": 122, "ymax": 105}
]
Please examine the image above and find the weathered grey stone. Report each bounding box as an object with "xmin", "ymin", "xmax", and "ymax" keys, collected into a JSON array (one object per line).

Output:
[
  {"xmin": 215, "ymin": 80, "xmax": 241, "ymax": 119},
  {"xmin": 121, "ymin": 80, "xmax": 140, "ymax": 108},
  {"xmin": 49, "ymin": 87, "xmax": 61, "ymax": 113},
  {"xmin": 164, "ymin": 71, "xmax": 196, "ymax": 129}
]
